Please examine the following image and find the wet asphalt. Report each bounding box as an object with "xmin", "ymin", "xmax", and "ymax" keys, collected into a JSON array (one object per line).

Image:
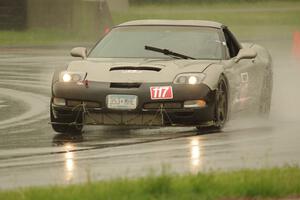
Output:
[{"xmin": 0, "ymin": 42, "xmax": 300, "ymax": 189}]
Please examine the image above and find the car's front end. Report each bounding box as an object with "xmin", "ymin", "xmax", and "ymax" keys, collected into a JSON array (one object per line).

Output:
[{"xmin": 51, "ymin": 60, "xmax": 217, "ymax": 127}]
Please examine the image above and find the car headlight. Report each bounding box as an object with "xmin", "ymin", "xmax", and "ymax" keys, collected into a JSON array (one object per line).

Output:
[
  {"xmin": 59, "ymin": 71, "xmax": 87, "ymax": 82},
  {"xmin": 173, "ymin": 73, "xmax": 206, "ymax": 85}
]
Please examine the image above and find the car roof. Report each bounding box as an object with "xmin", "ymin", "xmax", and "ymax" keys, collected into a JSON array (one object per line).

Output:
[{"xmin": 116, "ymin": 20, "xmax": 224, "ymax": 29}]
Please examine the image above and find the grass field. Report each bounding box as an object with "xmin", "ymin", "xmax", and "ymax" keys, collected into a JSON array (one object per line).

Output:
[
  {"xmin": 1, "ymin": 0, "xmax": 299, "ymax": 46},
  {"xmin": 1, "ymin": 166, "xmax": 300, "ymax": 200},
  {"xmin": 112, "ymin": 0, "xmax": 300, "ymax": 40}
]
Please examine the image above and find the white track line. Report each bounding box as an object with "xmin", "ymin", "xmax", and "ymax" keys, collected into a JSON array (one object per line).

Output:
[
  {"xmin": 0, "ymin": 82, "xmax": 50, "ymax": 90},
  {"xmin": 0, "ymin": 80, "xmax": 50, "ymax": 87},
  {"xmin": 0, "ymin": 88, "xmax": 49, "ymax": 130},
  {"xmin": 0, "ymin": 100, "xmax": 7, "ymax": 109}
]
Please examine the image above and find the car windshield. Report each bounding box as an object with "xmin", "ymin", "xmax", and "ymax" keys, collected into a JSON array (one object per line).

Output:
[{"xmin": 89, "ymin": 25, "xmax": 223, "ymax": 60}]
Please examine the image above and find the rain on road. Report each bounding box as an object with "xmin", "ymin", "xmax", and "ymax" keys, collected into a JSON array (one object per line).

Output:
[{"xmin": 0, "ymin": 41, "xmax": 300, "ymax": 189}]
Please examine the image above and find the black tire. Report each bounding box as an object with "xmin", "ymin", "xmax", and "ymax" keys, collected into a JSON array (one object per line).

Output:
[
  {"xmin": 258, "ymin": 75, "xmax": 272, "ymax": 117},
  {"xmin": 197, "ymin": 75, "xmax": 228, "ymax": 132},
  {"xmin": 50, "ymin": 105, "xmax": 83, "ymax": 134}
]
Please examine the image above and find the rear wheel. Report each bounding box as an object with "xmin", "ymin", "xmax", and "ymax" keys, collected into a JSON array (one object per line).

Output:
[
  {"xmin": 197, "ymin": 76, "xmax": 228, "ymax": 132},
  {"xmin": 50, "ymin": 105, "xmax": 83, "ymax": 134}
]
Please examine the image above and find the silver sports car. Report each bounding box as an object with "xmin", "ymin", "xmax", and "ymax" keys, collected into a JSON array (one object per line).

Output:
[{"xmin": 50, "ymin": 20, "xmax": 273, "ymax": 133}]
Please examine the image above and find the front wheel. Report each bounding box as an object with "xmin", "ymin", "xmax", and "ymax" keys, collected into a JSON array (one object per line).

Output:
[
  {"xmin": 197, "ymin": 76, "xmax": 228, "ymax": 132},
  {"xmin": 50, "ymin": 105, "xmax": 83, "ymax": 134}
]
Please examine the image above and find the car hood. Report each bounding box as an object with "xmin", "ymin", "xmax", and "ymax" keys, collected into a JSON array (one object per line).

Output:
[{"xmin": 67, "ymin": 58, "xmax": 221, "ymax": 83}]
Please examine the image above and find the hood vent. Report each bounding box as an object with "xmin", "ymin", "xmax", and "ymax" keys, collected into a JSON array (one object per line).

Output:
[
  {"xmin": 110, "ymin": 66, "xmax": 161, "ymax": 72},
  {"xmin": 110, "ymin": 82, "xmax": 141, "ymax": 89}
]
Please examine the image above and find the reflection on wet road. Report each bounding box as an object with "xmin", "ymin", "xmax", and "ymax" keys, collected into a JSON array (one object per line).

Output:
[
  {"xmin": 0, "ymin": 45, "xmax": 300, "ymax": 189},
  {"xmin": 64, "ymin": 144, "xmax": 75, "ymax": 182},
  {"xmin": 190, "ymin": 138, "xmax": 203, "ymax": 174}
]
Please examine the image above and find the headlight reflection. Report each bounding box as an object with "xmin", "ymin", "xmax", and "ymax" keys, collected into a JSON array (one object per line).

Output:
[
  {"xmin": 64, "ymin": 144, "xmax": 75, "ymax": 182},
  {"xmin": 189, "ymin": 138, "xmax": 203, "ymax": 173}
]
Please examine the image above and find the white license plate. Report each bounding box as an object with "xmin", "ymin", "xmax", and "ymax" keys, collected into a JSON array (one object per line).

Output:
[{"xmin": 107, "ymin": 95, "xmax": 138, "ymax": 110}]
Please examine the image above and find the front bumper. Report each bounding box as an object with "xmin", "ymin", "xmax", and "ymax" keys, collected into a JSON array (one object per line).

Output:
[{"xmin": 51, "ymin": 81, "xmax": 216, "ymax": 126}]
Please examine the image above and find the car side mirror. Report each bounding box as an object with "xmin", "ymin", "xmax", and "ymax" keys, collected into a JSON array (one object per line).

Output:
[
  {"xmin": 234, "ymin": 48, "xmax": 257, "ymax": 63},
  {"xmin": 70, "ymin": 47, "xmax": 87, "ymax": 59}
]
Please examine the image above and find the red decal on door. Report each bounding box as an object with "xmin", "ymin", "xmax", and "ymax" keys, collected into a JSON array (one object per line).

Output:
[{"xmin": 150, "ymin": 86, "xmax": 173, "ymax": 100}]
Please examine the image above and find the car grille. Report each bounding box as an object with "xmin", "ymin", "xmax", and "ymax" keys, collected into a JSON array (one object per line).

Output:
[{"xmin": 110, "ymin": 82, "xmax": 141, "ymax": 88}]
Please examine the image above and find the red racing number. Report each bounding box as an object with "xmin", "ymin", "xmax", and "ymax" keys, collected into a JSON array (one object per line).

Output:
[{"xmin": 150, "ymin": 86, "xmax": 173, "ymax": 100}]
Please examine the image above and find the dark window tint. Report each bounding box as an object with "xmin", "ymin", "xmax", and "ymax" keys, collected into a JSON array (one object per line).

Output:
[{"xmin": 223, "ymin": 28, "xmax": 241, "ymax": 58}]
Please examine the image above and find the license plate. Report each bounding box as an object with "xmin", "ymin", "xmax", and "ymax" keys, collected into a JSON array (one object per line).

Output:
[{"xmin": 107, "ymin": 95, "xmax": 138, "ymax": 110}]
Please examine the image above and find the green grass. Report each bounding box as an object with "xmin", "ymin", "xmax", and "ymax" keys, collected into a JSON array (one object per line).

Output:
[
  {"xmin": 1, "ymin": 166, "xmax": 300, "ymax": 200},
  {"xmin": 1, "ymin": 0, "xmax": 300, "ymax": 46},
  {"xmin": 112, "ymin": 0, "xmax": 300, "ymax": 40}
]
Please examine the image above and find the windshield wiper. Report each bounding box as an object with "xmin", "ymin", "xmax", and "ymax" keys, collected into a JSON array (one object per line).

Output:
[{"xmin": 145, "ymin": 45, "xmax": 195, "ymax": 60}]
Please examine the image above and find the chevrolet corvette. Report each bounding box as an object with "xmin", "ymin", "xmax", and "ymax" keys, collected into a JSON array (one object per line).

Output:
[{"xmin": 50, "ymin": 20, "xmax": 273, "ymax": 133}]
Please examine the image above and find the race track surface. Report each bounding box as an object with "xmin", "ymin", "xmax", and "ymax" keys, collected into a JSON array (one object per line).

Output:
[{"xmin": 0, "ymin": 43, "xmax": 300, "ymax": 189}]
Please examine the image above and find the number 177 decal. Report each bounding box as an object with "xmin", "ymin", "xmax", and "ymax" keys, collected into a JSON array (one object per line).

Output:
[{"xmin": 150, "ymin": 86, "xmax": 173, "ymax": 100}]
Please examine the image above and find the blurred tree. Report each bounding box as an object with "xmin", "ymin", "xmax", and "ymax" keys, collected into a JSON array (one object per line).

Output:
[
  {"xmin": 27, "ymin": 0, "xmax": 113, "ymax": 37},
  {"xmin": 129, "ymin": 0, "xmax": 272, "ymax": 4},
  {"xmin": 0, "ymin": 0, "xmax": 27, "ymax": 30}
]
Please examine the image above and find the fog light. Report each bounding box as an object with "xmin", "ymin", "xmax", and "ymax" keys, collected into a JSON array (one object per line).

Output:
[
  {"xmin": 53, "ymin": 97, "xmax": 66, "ymax": 106},
  {"xmin": 184, "ymin": 100, "xmax": 206, "ymax": 108}
]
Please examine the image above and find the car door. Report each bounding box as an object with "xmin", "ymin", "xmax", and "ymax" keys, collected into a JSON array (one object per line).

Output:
[{"xmin": 222, "ymin": 28, "xmax": 263, "ymax": 114}]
